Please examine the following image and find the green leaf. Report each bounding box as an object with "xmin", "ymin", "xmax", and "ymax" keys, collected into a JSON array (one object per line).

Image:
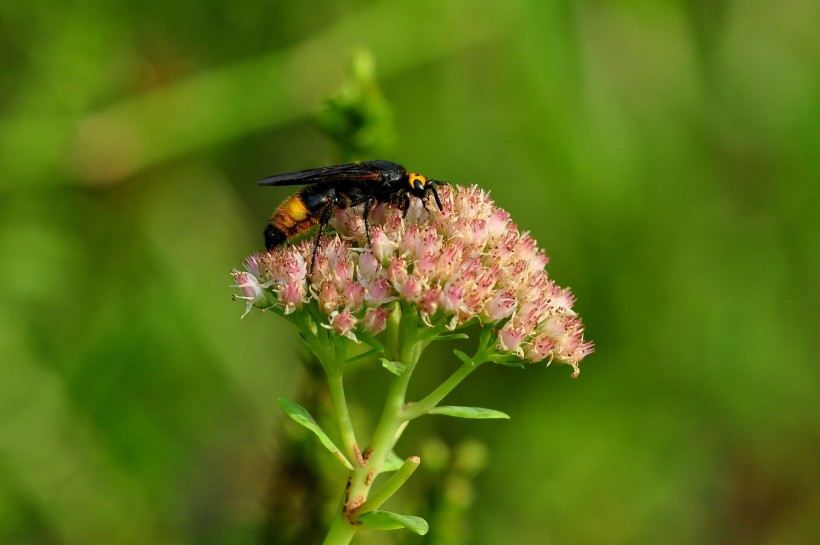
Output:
[
  {"xmin": 427, "ymin": 406, "xmax": 510, "ymax": 419},
  {"xmin": 380, "ymin": 451, "xmax": 404, "ymax": 473},
  {"xmin": 277, "ymin": 398, "xmax": 354, "ymax": 469},
  {"xmin": 452, "ymin": 349, "xmax": 476, "ymax": 367},
  {"xmin": 380, "ymin": 358, "xmax": 407, "ymax": 376},
  {"xmin": 355, "ymin": 510, "xmax": 429, "ymax": 535},
  {"xmin": 434, "ymin": 332, "xmax": 470, "ymax": 341},
  {"xmin": 345, "ymin": 345, "xmax": 384, "ymax": 364},
  {"xmin": 490, "ymin": 355, "xmax": 525, "ymax": 369}
]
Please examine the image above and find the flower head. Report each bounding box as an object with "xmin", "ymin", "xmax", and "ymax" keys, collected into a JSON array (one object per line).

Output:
[{"xmin": 233, "ymin": 185, "xmax": 593, "ymax": 374}]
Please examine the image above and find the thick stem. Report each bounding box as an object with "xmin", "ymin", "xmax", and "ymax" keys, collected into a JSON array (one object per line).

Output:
[
  {"xmin": 352, "ymin": 333, "xmax": 420, "ymax": 485},
  {"xmin": 321, "ymin": 307, "xmax": 452, "ymax": 543},
  {"xmin": 326, "ymin": 368, "xmax": 360, "ymax": 465},
  {"xmin": 322, "ymin": 504, "xmax": 357, "ymax": 545}
]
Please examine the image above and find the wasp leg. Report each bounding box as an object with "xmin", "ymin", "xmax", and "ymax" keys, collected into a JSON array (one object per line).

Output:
[
  {"xmin": 310, "ymin": 205, "xmax": 335, "ymax": 274},
  {"xmin": 427, "ymin": 180, "xmax": 446, "ymax": 211},
  {"xmin": 399, "ymin": 194, "xmax": 411, "ymax": 217},
  {"xmin": 363, "ymin": 197, "xmax": 374, "ymax": 247}
]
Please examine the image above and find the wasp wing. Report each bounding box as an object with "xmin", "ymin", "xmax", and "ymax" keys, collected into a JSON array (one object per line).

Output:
[{"xmin": 258, "ymin": 162, "xmax": 382, "ymax": 186}]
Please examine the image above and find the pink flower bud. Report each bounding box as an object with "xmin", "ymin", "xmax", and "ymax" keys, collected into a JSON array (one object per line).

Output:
[
  {"xmin": 415, "ymin": 251, "xmax": 438, "ymax": 278},
  {"xmin": 327, "ymin": 310, "xmax": 358, "ymax": 341},
  {"xmin": 497, "ymin": 320, "xmax": 527, "ymax": 355},
  {"xmin": 317, "ymin": 280, "xmax": 339, "ymax": 313},
  {"xmin": 244, "ymin": 255, "xmax": 261, "ymax": 277},
  {"xmin": 332, "ymin": 207, "xmax": 365, "ymax": 240},
  {"xmin": 399, "ymin": 224, "xmax": 422, "ymax": 258},
  {"xmin": 387, "ymin": 258, "xmax": 408, "ymax": 289},
  {"xmin": 419, "ymin": 285, "xmax": 441, "ymax": 317},
  {"xmin": 358, "ymin": 251, "xmax": 380, "ymax": 281},
  {"xmin": 363, "ymin": 277, "xmax": 395, "ymax": 306},
  {"xmin": 400, "ymin": 274, "xmax": 423, "ymax": 302},
  {"xmin": 441, "ymin": 283, "xmax": 465, "ymax": 315},
  {"xmin": 231, "ymin": 270, "xmax": 265, "ymax": 318},
  {"xmin": 483, "ymin": 289, "xmax": 517, "ymax": 321},
  {"xmin": 341, "ymin": 279, "xmax": 366, "ymax": 311},
  {"xmin": 487, "ymin": 209, "xmax": 510, "ymax": 241},
  {"xmin": 362, "ymin": 306, "xmax": 392, "ymax": 334},
  {"xmin": 280, "ymin": 280, "xmax": 305, "ymax": 314},
  {"xmin": 233, "ymin": 271, "xmax": 263, "ymax": 301},
  {"xmin": 370, "ymin": 226, "xmax": 396, "ymax": 262},
  {"xmin": 523, "ymin": 334, "xmax": 555, "ymax": 363}
]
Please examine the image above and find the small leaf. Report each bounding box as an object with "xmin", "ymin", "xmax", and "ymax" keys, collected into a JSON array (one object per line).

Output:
[
  {"xmin": 434, "ymin": 332, "xmax": 470, "ymax": 341},
  {"xmin": 277, "ymin": 398, "xmax": 354, "ymax": 469},
  {"xmin": 428, "ymin": 406, "xmax": 510, "ymax": 419},
  {"xmin": 380, "ymin": 358, "xmax": 407, "ymax": 376},
  {"xmin": 452, "ymin": 349, "xmax": 476, "ymax": 367},
  {"xmin": 490, "ymin": 355, "xmax": 525, "ymax": 369},
  {"xmin": 346, "ymin": 345, "xmax": 383, "ymax": 364},
  {"xmin": 379, "ymin": 451, "xmax": 404, "ymax": 473},
  {"xmin": 356, "ymin": 510, "xmax": 429, "ymax": 535},
  {"xmin": 357, "ymin": 333, "xmax": 386, "ymax": 353}
]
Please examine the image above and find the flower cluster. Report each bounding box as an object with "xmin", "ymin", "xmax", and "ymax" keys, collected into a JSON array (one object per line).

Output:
[{"xmin": 232, "ymin": 185, "xmax": 593, "ymax": 375}]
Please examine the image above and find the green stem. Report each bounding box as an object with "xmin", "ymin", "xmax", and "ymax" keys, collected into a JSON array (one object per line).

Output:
[
  {"xmin": 359, "ymin": 329, "xmax": 420, "ymax": 476},
  {"xmin": 326, "ymin": 367, "xmax": 360, "ymax": 465},
  {"xmin": 404, "ymin": 360, "xmax": 481, "ymax": 420},
  {"xmin": 358, "ymin": 456, "xmax": 421, "ymax": 514},
  {"xmin": 322, "ymin": 504, "xmax": 357, "ymax": 545},
  {"xmin": 322, "ymin": 312, "xmax": 427, "ymax": 544}
]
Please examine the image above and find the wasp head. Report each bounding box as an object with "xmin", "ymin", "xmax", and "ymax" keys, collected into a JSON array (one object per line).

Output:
[{"xmin": 407, "ymin": 172, "xmax": 446, "ymax": 211}]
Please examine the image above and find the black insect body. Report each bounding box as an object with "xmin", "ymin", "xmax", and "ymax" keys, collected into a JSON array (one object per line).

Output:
[{"xmin": 259, "ymin": 160, "xmax": 447, "ymax": 271}]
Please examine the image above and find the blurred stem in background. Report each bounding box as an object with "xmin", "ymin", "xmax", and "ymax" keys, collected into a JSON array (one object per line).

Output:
[{"xmin": 316, "ymin": 51, "xmax": 395, "ymax": 164}]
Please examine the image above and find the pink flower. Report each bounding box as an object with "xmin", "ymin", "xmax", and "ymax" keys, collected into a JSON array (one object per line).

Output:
[
  {"xmin": 387, "ymin": 258, "xmax": 408, "ymax": 290},
  {"xmin": 483, "ymin": 289, "xmax": 517, "ymax": 321},
  {"xmin": 363, "ymin": 276, "xmax": 395, "ymax": 306},
  {"xmin": 399, "ymin": 224, "xmax": 422, "ymax": 258},
  {"xmin": 370, "ymin": 226, "xmax": 396, "ymax": 262},
  {"xmin": 358, "ymin": 251, "xmax": 379, "ymax": 282},
  {"xmin": 419, "ymin": 285, "xmax": 441, "ymax": 317},
  {"xmin": 497, "ymin": 319, "xmax": 527, "ymax": 356},
  {"xmin": 487, "ymin": 209, "xmax": 511, "ymax": 241},
  {"xmin": 362, "ymin": 307, "xmax": 392, "ymax": 334},
  {"xmin": 523, "ymin": 334, "xmax": 555, "ymax": 363},
  {"xmin": 341, "ymin": 279, "xmax": 366, "ymax": 311},
  {"xmin": 317, "ymin": 280, "xmax": 340, "ymax": 313},
  {"xmin": 234, "ymin": 184, "xmax": 593, "ymax": 373},
  {"xmin": 231, "ymin": 270, "xmax": 265, "ymax": 318},
  {"xmin": 400, "ymin": 274, "xmax": 423, "ymax": 302},
  {"xmin": 441, "ymin": 282, "xmax": 466, "ymax": 316},
  {"xmin": 280, "ymin": 281, "xmax": 305, "ymax": 314},
  {"xmin": 325, "ymin": 310, "xmax": 358, "ymax": 341}
]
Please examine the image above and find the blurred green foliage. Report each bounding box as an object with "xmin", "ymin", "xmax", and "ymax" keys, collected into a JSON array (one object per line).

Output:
[
  {"xmin": 316, "ymin": 51, "xmax": 396, "ymax": 162},
  {"xmin": 1, "ymin": 0, "xmax": 818, "ymax": 544}
]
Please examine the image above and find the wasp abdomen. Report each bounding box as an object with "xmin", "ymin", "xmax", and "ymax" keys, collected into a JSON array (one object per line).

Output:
[{"xmin": 265, "ymin": 187, "xmax": 337, "ymax": 250}]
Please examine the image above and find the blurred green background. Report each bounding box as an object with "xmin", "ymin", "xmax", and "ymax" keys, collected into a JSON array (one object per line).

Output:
[{"xmin": 1, "ymin": 0, "xmax": 818, "ymax": 544}]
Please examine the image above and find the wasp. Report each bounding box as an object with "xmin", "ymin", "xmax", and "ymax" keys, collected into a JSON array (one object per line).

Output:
[{"xmin": 260, "ymin": 160, "xmax": 447, "ymax": 271}]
